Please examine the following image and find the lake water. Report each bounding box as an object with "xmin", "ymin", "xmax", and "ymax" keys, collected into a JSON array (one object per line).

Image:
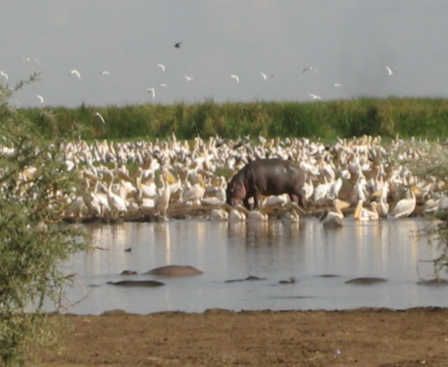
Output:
[{"xmin": 62, "ymin": 218, "xmax": 447, "ymax": 315}]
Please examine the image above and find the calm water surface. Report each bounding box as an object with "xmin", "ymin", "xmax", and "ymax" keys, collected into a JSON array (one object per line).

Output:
[{"xmin": 63, "ymin": 219, "xmax": 447, "ymax": 314}]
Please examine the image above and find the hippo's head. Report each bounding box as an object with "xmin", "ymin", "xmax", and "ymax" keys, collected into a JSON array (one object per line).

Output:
[{"xmin": 226, "ymin": 178, "xmax": 246, "ymax": 206}]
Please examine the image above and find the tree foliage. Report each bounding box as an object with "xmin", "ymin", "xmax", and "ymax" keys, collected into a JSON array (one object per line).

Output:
[{"xmin": 0, "ymin": 78, "xmax": 85, "ymax": 366}]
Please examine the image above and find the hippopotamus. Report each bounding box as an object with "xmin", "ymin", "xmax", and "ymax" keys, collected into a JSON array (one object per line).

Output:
[{"xmin": 226, "ymin": 158, "xmax": 306, "ymax": 209}]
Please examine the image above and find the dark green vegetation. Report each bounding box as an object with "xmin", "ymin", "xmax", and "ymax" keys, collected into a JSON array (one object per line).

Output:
[
  {"xmin": 20, "ymin": 98, "xmax": 448, "ymax": 140},
  {"xmin": 0, "ymin": 78, "xmax": 85, "ymax": 366}
]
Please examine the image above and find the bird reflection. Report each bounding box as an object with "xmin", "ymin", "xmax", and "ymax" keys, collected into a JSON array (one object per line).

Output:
[
  {"xmin": 154, "ymin": 222, "xmax": 172, "ymax": 264},
  {"xmin": 228, "ymin": 220, "xmax": 301, "ymax": 247}
]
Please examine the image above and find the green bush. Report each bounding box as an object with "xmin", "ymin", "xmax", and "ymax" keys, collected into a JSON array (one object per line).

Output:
[
  {"xmin": 18, "ymin": 97, "xmax": 448, "ymax": 141},
  {"xmin": 0, "ymin": 79, "xmax": 86, "ymax": 366}
]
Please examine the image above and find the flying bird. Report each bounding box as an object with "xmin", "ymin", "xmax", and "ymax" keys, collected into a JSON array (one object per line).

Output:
[
  {"xmin": 184, "ymin": 74, "xmax": 194, "ymax": 82},
  {"xmin": 230, "ymin": 74, "xmax": 240, "ymax": 84},
  {"xmin": 302, "ymin": 65, "xmax": 315, "ymax": 73},
  {"xmin": 159, "ymin": 83, "xmax": 168, "ymax": 88},
  {"xmin": 99, "ymin": 70, "xmax": 111, "ymax": 76},
  {"xmin": 146, "ymin": 87, "xmax": 156, "ymax": 99},
  {"xmin": 174, "ymin": 41, "xmax": 182, "ymax": 49},
  {"xmin": 24, "ymin": 56, "xmax": 40, "ymax": 65},
  {"xmin": 309, "ymin": 93, "xmax": 322, "ymax": 100},
  {"xmin": 36, "ymin": 94, "xmax": 45, "ymax": 104},
  {"xmin": 95, "ymin": 112, "xmax": 105, "ymax": 124},
  {"xmin": 333, "ymin": 82, "xmax": 343, "ymax": 88},
  {"xmin": 157, "ymin": 63, "xmax": 166, "ymax": 72},
  {"xmin": 385, "ymin": 65, "xmax": 394, "ymax": 76},
  {"xmin": 260, "ymin": 72, "xmax": 268, "ymax": 80},
  {"xmin": 0, "ymin": 70, "xmax": 8, "ymax": 81},
  {"xmin": 70, "ymin": 69, "xmax": 81, "ymax": 79}
]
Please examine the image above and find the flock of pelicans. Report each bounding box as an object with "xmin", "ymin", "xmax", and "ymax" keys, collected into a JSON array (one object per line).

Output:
[{"xmin": 42, "ymin": 134, "xmax": 448, "ymax": 227}]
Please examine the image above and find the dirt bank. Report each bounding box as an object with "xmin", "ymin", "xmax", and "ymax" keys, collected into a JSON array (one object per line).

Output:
[{"xmin": 35, "ymin": 308, "xmax": 448, "ymax": 367}]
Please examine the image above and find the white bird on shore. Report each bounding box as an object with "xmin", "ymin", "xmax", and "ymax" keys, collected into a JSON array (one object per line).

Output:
[
  {"xmin": 70, "ymin": 69, "xmax": 81, "ymax": 79},
  {"xmin": 184, "ymin": 74, "xmax": 194, "ymax": 82},
  {"xmin": 95, "ymin": 112, "xmax": 105, "ymax": 124},
  {"xmin": 36, "ymin": 94, "xmax": 45, "ymax": 104},
  {"xmin": 146, "ymin": 87, "xmax": 156, "ymax": 99},
  {"xmin": 157, "ymin": 63, "xmax": 166, "ymax": 72},
  {"xmin": 390, "ymin": 187, "xmax": 417, "ymax": 219},
  {"xmin": 0, "ymin": 70, "xmax": 8, "ymax": 81},
  {"xmin": 99, "ymin": 70, "xmax": 110, "ymax": 77},
  {"xmin": 260, "ymin": 72, "xmax": 268, "ymax": 80},
  {"xmin": 385, "ymin": 65, "xmax": 394, "ymax": 77},
  {"xmin": 230, "ymin": 74, "xmax": 240, "ymax": 84},
  {"xmin": 309, "ymin": 93, "xmax": 322, "ymax": 100}
]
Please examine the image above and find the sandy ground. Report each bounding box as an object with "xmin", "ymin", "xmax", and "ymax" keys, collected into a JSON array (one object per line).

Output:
[{"xmin": 32, "ymin": 308, "xmax": 448, "ymax": 367}]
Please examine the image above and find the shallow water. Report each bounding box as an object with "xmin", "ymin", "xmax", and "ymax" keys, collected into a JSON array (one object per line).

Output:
[{"xmin": 62, "ymin": 218, "xmax": 448, "ymax": 314}]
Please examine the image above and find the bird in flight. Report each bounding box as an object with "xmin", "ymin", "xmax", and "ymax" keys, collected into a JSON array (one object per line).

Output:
[
  {"xmin": 159, "ymin": 83, "xmax": 168, "ymax": 88},
  {"xmin": 174, "ymin": 41, "xmax": 182, "ymax": 49},
  {"xmin": 70, "ymin": 69, "xmax": 81, "ymax": 79},
  {"xmin": 146, "ymin": 87, "xmax": 156, "ymax": 99},
  {"xmin": 95, "ymin": 111, "xmax": 105, "ymax": 124},
  {"xmin": 333, "ymin": 82, "xmax": 343, "ymax": 88},
  {"xmin": 302, "ymin": 65, "xmax": 315, "ymax": 74},
  {"xmin": 184, "ymin": 74, "xmax": 194, "ymax": 82},
  {"xmin": 0, "ymin": 70, "xmax": 8, "ymax": 81},
  {"xmin": 309, "ymin": 93, "xmax": 322, "ymax": 100},
  {"xmin": 36, "ymin": 94, "xmax": 45, "ymax": 104},
  {"xmin": 230, "ymin": 74, "xmax": 240, "ymax": 84},
  {"xmin": 385, "ymin": 65, "xmax": 394, "ymax": 76},
  {"xmin": 99, "ymin": 70, "xmax": 111, "ymax": 77},
  {"xmin": 260, "ymin": 72, "xmax": 268, "ymax": 80},
  {"xmin": 157, "ymin": 64, "xmax": 166, "ymax": 72}
]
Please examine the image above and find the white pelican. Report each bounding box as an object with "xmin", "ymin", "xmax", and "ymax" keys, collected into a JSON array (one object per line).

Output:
[
  {"xmin": 184, "ymin": 74, "xmax": 194, "ymax": 82},
  {"xmin": 353, "ymin": 200, "xmax": 379, "ymax": 222},
  {"xmin": 230, "ymin": 74, "xmax": 240, "ymax": 84},
  {"xmin": 106, "ymin": 180, "xmax": 127, "ymax": 216},
  {"xmin": 146, "ymin": 87, "xmax": 156, "ymax": 99},
  {"xmin": 36, "ymin": 94, "xmax": 45, "ymax": 104},
  {"xmin": 156, "ymin": 174, "xmax": 171, "ymax": 220},
  {"xmin": 209, "ymin": 208, "xmax": 228, "ymax": 221},
  {"xmin": 70, "ymin": 69, "xmax": 81, "ymax": 79},
  {"xmin": 309, "ymin": 93, "xmax": 322, "ymax": 101},
  {"xmin": 157, "ymin": 63, "xmax": 166, "ymax": 72},
  {"xmin": 385, "ymin": 65, "xmax": 394, "ymax": 76},
  {"xmin": 390, "ymin": 187, "xmax": 417, "ymax": 219},
  {"xmin": 228, "ymin": 205, "xmax": 246, "ymax": 223},
  {"xmin": 320, "ymin": 199, "xmax": 348, "ymax": 228},
  {"xmin": 0, "ymin": 70, "xmax": 8, "ymax": 81},
  {"xmin": 95, "ymin": 112, "xmax": 106, "ymax": 124}
]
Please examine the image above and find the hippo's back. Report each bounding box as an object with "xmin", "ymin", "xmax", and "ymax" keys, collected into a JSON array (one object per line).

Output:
[{"xmin": 245, "ymin": 159, "xmax": 304, "ymax": 194}]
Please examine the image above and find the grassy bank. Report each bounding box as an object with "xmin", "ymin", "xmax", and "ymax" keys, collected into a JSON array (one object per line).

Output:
[{"xmin": 20, "ymin": 98, "xmax": 448, "ymax": 140}]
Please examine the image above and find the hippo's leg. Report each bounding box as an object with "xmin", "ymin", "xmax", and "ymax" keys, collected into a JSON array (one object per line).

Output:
[
  {"xmin": 297, "ymin": 194, "xmax": 305, "ymax": 208},
  {"xmin": 243, "ymin": 196, "xmax": 251, "ymax": 209},
  {"xmin": 290, "ymin": 193, "xmax": 305, "ymax": 209},
  {"xmin": 289, "ymin": 193, "xmax": 299, "ymax": 205}
]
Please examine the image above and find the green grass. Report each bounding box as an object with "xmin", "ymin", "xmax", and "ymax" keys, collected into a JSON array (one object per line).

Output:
[{"xmin": 18, "ymin": 98, "xmax": 448, "ymax": 140}]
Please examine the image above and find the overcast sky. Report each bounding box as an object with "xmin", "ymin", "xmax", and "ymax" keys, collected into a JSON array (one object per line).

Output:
[{"xmin": 1, "ymin": 0, "xmax": 447, "ymax": 107}]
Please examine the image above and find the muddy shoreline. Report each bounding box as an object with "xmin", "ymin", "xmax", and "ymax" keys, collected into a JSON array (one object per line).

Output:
[{"xmin": 34, "ymin": 307, "xmax": 448, "ymax": 367}]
